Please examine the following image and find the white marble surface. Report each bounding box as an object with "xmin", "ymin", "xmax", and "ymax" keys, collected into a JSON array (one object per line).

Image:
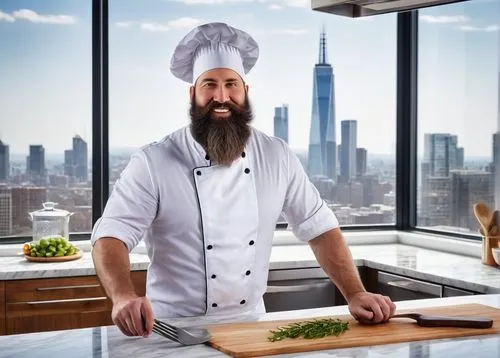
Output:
[
  {"xmin": 1, "ymin": 239, "xmax": 499, "ymax": 296},
  {"xmin": 1, "ymin": 294, "xmax": 499, "ymax": 358}
]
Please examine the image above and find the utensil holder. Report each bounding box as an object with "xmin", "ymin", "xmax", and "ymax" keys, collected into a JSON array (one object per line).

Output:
[{"xmin": 481, "ymin": 235, "xmax": 500, "ymax": 266}]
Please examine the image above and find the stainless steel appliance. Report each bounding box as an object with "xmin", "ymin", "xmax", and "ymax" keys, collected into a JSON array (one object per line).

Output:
[
  {"xmin": 263, "ymin": 268, "xmax": 337, "ymax": 312},
  {"xmin": 377, "ymin": 271, "xmax": 442, "ymax": 301}
]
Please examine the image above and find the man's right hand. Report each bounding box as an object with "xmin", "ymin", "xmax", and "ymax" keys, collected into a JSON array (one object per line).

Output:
[{"xmin": 111, "ymin": 294, "xmax": 154, "ymax": 337}]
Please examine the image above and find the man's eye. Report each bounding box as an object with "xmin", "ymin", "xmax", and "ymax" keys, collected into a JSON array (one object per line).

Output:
[{"xmin": 226, "ymin": 83, "xmax": 237, "ymax": 87}]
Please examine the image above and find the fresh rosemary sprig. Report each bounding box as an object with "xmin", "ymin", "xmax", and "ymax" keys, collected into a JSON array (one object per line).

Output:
[{"xmin": 268, "ymin": 318, "xmax": 349, "ymax": 342}]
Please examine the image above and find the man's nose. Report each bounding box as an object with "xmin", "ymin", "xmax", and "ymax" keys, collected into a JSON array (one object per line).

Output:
[{"xmin": 213, "ymin": 85, "xmax": 229, "ymax": 103}]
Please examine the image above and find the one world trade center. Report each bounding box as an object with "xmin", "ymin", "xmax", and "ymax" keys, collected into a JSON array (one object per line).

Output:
[{"xmin": 307, "ymin": 30, "xmax": 336, "ymax": 182}]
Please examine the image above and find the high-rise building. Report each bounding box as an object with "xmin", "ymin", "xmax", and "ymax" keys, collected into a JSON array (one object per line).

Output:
[
  {"xmin": 72, "ymin": 135, "xmax": 88, "ymax": 182},
  {"xmin": 0, "ymin": 140, "xmax": 9, "ymax": 181},
  {"xmin": 423, "ymin": 133, "xmax": 463, "ymax": 177},
  {"xmin": 420, "ymin": 133, "xmax": 465, "ymax": 228},
  {"xmin": 273, "ymin": 105, "xmax": 289, "ymax": 143},
  {"xmin": 420, "ymin": 175, "xmax": 452, "ymax": 227},
  {"xmin": 456, "ymin": 147, "xmax": 464, "ymax": 169},
  {"xmin": 451, "ymin": 170, "xmax": 494, "ymax": 231},
  {"xmin": 340, "ymin": 120, "xmax": 357, "ymax": 182},
  {"xmin": 28, "ymin": 145, "xmax": 45, "ymax": 178},
  {"xmin": 307, "ymin": 30, "xmax": 336, "ymax": 181},
  {"xmin": 11, "ymin": 186, "xmax": 47, "ymax": 231},
  {"xmin": 0, "ymin": 185, "xmax": 12, "ymax": 235},
  {"xmin": 356, "ymin": 148, "xmax": 367, "ymax": 178},
  {"xmin": 494, "ymin": 47, "xmax": 500, "ymax": 207},
  {"xmin": 64, "ymin": 150, "xmax": 73, "ymax": 177}
]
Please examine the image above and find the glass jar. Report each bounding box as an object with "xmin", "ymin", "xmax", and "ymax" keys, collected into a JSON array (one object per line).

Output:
[{"xmin": 29, "ymin": 202, "xmax": 73, "ymax": 242}]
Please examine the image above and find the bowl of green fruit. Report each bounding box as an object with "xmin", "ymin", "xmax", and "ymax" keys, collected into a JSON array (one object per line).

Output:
[{"xmin": 23, "ymin": 235, "xmax": 82, "ymax": 262}]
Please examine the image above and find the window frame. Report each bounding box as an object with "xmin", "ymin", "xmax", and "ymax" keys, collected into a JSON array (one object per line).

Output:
[{"xmin": 0, "ymin": 2, "xmax": 482, "ymax": 243}]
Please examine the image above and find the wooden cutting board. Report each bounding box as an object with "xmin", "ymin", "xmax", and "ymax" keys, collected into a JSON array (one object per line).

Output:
[{"xmin": 207, "ymin": 303, "xmax": 500, "ymax": 357}]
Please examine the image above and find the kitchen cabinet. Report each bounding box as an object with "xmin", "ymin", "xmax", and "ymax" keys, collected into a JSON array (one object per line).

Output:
[
  {"xmin": 2, "ymin": 271, "xmax": 146, "ymax": 335},
  {"xmin": 364, "ymin": 268, "xmax": 483, "ymax": 302},
  {"xmin": 376, "ymin": 271, "xmax": 442, "ymax": 301},
  {"xmin": 442, "ymin": 286, "xmax": 477, "ymax": 297},
  {"xmin": 0, "ymin": 282, "xmax": 4, "ymax": 335},
  {"xmin": 264, "ymin": 268, "xmax": 337, "ymax": 312},
  {"xmin": 263, "ymin": 267, "xmax": 369, "ymax": 310}
]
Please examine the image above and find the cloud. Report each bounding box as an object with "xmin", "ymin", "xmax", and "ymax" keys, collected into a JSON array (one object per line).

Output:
[
  {"xmin": 268, "ymin": 4, "xmax": 282, "ymax": 10},
  {"xmin": 167, "ymin": 17, "xmax": 203, "ymax": 29},
  {"xmin": 419, "ymin": 15, "xmax": 469, "ymax": 24},
  {"xmin": 116, "ymin": 21, "xmax": 133, "ymax": 28},
  {"xmin": 141, "ymin": 17, "xmax": 203, "ymax": 32},
  {"xmin": 141, "ymin": 22, "xmax": 170, "ymax": 32},
  {"xmin": 180, "ymin": 0, "xmax": 253, "ymax": 4},
  {"xmin": 12, "ymin": 9, "xmax": 76, "ymax": 24},
  {"xmin": 281, "ymin": 0, "xmax": 308, "ymax": 8},
  {"xmin": 0, "ymin": 10, "xmax": 15, "ymax": 22},
  {"xmin": 271, "ymin": 28, "xmax": 309, "ymax": 35},
  {"xmin": 459, "ymin": 24, "xmax": 500, "ymax": 32}
]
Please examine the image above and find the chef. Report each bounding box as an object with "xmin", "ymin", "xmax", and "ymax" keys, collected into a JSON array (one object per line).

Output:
[{"xmin": 90, "ymin": 22, "xmax": 396, "ymax": 337}]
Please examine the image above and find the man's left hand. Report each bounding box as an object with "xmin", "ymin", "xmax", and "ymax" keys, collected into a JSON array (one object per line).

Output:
[{"xmin": 348, "ymin": 292, "xmax": 396, "ymax": 324}]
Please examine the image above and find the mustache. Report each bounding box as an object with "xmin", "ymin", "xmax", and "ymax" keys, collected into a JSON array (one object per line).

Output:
[{"xmin": 191, "ymin": 98, "xmax": 248, "ymax": 118}]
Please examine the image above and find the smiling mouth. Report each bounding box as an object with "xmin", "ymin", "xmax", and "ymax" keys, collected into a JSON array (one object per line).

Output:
[{"xmin": 212, "ymin": 107, "xmax": 230, "ymax": 113}]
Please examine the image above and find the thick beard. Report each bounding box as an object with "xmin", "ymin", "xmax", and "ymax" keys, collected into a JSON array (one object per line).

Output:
[{"xmin": 190, "ymin": 97, "xmax": 253, "ymax": 166}]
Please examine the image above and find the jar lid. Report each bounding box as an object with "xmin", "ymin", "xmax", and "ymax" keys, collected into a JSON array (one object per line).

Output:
[{"xmin": 30, "ymin": 202, "xmax": 72, "ymax": 218}]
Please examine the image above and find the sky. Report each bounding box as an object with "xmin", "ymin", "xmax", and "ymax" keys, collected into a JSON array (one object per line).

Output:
[{"xmin": 0, "ymin": 0, "xmax": 499, "ymax": 159}]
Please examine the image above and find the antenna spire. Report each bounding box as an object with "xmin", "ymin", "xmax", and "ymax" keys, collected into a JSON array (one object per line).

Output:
[{"xmin": 318, "ymin": 25, "xmax": 328, "ymax": 64}]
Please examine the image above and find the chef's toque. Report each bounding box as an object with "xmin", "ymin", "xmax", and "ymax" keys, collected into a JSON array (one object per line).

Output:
[{"xmin": 170, "ymin": 22, "xmax": 259, "ymax": 84}]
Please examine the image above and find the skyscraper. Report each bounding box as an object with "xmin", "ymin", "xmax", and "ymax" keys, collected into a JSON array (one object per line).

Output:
[
  {"xmin": 423, "ymin": 133, "xmax": 463, "ymax": 177},
  {"xmin": 0, "ymin": 185, "xmax": 12, "ymax": 235},
  {"xmin": 11, "ymin": 186, "xmax": 47, "ymax": 231},
  {"xmin": 356, "ymin": 148, "xmax": 367, "ymax": 177},
  {"xmin": 0, "ymin": 140, "xmax": 9, "ymax": 181},
  {"xmin": 307, "ymin": 29, "xmax": 336, "ymax": 181},
  {"xmin": 274, "ymin": 104, "xmax": 289, "ymax": 143},
  {"xmin": 72, "ymin": 135, "xmax": 88, "ymax": 182},
  {"xmin": 340, "ymin": 120, "xmax": 357, "ymax": 182},
  {"xmin": 451, "ymin": 170, "xmax": 494, "ymax": 231},
  {"xmin": 64, "ymin": 149, "xmax": 73, "ymax": 177},
  {"xmin": 494, "ymin": 45, "xmax": 500, "ymax": 207},
  {"xmin": 28, "ymin": 145, "xmax": 45, "ymax": 180}
]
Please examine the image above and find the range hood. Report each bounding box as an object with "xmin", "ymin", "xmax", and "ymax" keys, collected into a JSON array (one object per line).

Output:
[{"xmin": 311, "ymin": 0, "xmax": 468, "ymax": 18}]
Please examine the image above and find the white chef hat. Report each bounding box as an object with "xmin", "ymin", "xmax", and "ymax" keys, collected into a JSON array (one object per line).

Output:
[{"xmin": 170, "ymin": 22, "xmax": 259, "ymax": 84}]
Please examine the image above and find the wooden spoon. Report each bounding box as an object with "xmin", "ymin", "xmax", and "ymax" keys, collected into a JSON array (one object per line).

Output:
[
  {"xmin": 473, "ymin": 202, "xmax": 491, "ymax": 236},
  {"xmin": 487, "ymin": 210, "xmax": 499, "ymax": 235}
]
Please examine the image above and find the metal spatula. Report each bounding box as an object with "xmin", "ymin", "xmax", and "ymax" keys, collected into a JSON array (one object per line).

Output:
[{"xmin": 390, "ymin": 313, "xmax": 493, "ymax": 328}]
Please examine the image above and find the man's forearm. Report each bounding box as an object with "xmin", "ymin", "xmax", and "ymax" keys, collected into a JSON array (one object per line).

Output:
[
  {"xmin": 309, "ymin": 228, "xmax": 365, "ymax": 302},
  {"xmin": 92, "ymin": 238, "xmax": 137, "ymax": 303}
]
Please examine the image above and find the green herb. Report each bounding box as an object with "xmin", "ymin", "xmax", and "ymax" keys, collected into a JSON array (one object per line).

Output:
[{"xmin": 267, "ymin": 318, "xmax": 349, "ymax": 342}]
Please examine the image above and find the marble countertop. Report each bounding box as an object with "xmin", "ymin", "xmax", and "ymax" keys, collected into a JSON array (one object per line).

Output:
[
  {"xmin": 2, "ymin": 294, "xmax": 500, "ymax": 358},
  {"xmin": 1, "ymin": 241, "xmax": 499, "ymax": 296}
]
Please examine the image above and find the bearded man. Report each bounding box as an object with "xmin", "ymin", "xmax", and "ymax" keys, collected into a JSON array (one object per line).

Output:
[{"xmin": 90, "ymin": 22, "xmax": 396, "ymax": 338}]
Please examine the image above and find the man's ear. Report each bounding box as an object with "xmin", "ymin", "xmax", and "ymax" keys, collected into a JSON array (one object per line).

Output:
[
  {"xmin": 189, "ymin": 86, "xmax": 195, "ymax": 100},
  {"xmin": 245, "ymin": 84, "xmax": 249, "ymax": 94}
]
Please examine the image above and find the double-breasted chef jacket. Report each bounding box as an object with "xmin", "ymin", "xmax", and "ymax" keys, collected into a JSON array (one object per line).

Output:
[{"xmin": 91, "ymin": 126, "xmax": 339, "ymax": 318}]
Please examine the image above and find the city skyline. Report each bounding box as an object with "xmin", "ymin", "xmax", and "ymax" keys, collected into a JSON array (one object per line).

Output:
[{"xmin": 0, "ymin": 0, "xmax": 498, "ymax": 157}]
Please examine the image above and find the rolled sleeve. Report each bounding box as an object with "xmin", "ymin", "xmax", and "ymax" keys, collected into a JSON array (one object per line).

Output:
[
  {"xmin": 91, "ymin": 150, "xmax": 158, "ymax": 251},
  {"xmin": 281, "ymin": 145, "xmax": 339, "ymax": 242}
]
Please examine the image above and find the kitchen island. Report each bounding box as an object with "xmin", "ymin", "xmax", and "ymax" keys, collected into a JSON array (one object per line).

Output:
[{"xmin": 3, "ymin": 294, "xmax": 500, "ymax": 358}]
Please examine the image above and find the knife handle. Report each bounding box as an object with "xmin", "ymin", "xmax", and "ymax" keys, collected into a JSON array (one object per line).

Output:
[{"xmin": 418, "ymin": 315, "xmax": 493, "ymax": 329}]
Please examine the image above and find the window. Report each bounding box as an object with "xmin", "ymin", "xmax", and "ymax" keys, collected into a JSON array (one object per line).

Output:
[
  {"xmin": 417, "ymin": 0, "xmax": 500, "ymax": 235},
  {"xmin": 109, "ymin": 1, "xmax": 397, "ymax": 227},
  {"xmin": 0, "ymin": 1, "xmax": 92, "ymax": 237}
]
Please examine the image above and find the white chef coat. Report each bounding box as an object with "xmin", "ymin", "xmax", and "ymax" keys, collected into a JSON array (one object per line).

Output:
[{"xmin": 91, "ymin": 126, "xmax": 339, "ymax": 318}]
